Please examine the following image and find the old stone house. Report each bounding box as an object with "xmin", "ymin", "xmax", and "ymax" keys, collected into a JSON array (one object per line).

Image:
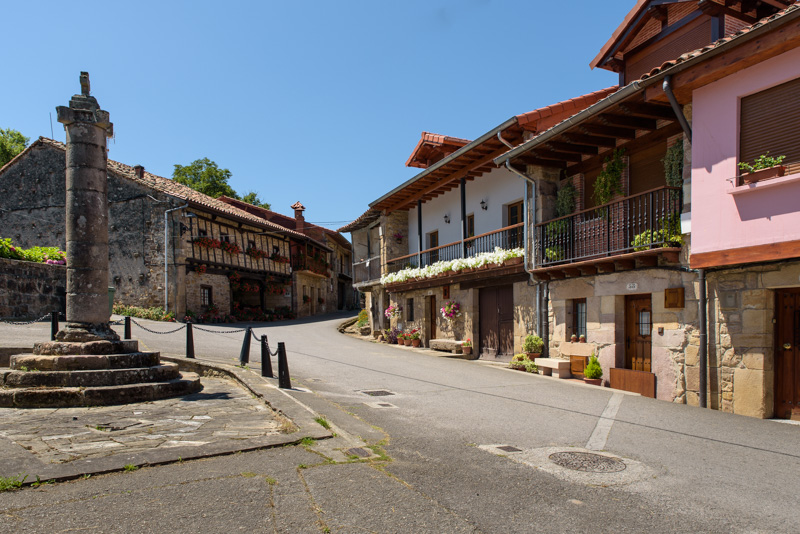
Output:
[
  {"xmin": 493, "ymin": 0, "xmax": 799, "ymax": 417},
  {"xmin": 341, "ymin": 89, "xmax": 615, "ymax": 359},
  {"xmin": 218, "ymin": 197, "xmax": 356, "ymax": 314},
  {"xmin": 0, "ymin": 137, "xmax": 306, "ymax": 320}
]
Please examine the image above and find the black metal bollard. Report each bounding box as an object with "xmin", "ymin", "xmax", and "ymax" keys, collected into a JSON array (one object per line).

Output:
[
  {"xmin": 239, "ymin": 327, "xmax": 252, "ymax": 366},
  {"xmin": 186, "ymin": 323, "xmax": 195, "ymax": 359},
  {"xmin": 124, "ymin": 316, "xmax": 132, "ymax": 340},
  {"xmin": 277, "ymin": 342, "xmax": 291, "ymax": 389},
  {"xmin": 261, "ymin": 335, "xmax": 273, "ymax": 378},
  {"xmin": 50, "ymin": 311, "xmax": 59, "ymax": 340}
]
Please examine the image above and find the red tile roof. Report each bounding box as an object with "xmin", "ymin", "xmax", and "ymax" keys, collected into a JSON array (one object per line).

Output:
[
  {"xmin": 515, "ymin": 86, "xmax": 619, "ymax": 132},
  {"xmin": 405, "ymin": 132, "xmax": 472, "ymax": 169},
  {"xmin": 28, "ymin": 138, "xmax": 305, "ymax": 238}
]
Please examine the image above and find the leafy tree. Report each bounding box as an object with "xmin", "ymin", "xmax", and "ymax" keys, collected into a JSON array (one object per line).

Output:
[
  {"xmin": 173, "ymin": 158, "xmax": 238, "ymax": 199},
  {"xmin": 172, "ymin": 158, "xmax": 270, "ymax": 209},
  {"xmin": 0, "ymin": 128, "xmax": 29, "ymax": 168},
  {"xmin": 240, "ymin": 191, "xmax": 271, "ymax": 210}
]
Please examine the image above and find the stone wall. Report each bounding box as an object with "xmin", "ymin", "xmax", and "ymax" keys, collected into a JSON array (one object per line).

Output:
[
  {"xmin": 381, "ymin": 211, "xmax": 409, "ymax": 275},
  {"xmin": 548, "ymin": 267, "xmax": 699, "ymax": 402},
  {"xmin": 0, "ymin": 258, "xmax": 66, "ymax": 319},
  {"xmin": 705, "ymin": 261, "xmax": 800, "ymax": 418},
  {"xmin": 294, "ymin": 271, "xmax": 329, "ymax": 318},
  {"xmin": 184, "ymin": 271, "xmax": 231, "ymax": 316}
]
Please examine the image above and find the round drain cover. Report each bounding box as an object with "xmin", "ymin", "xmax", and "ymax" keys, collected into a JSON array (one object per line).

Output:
[{"xmin": 548, "ymin": 451, "xmax": 626, "ymax": 473}]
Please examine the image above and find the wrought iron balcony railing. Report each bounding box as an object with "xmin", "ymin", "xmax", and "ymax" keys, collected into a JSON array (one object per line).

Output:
[
  {"xmin": 386, "ymin": 223, "xmax": 524, "ymax": 274},
  {"xmin": 534, "ymin": 186, "xmax": 682, "ymax": 268}
]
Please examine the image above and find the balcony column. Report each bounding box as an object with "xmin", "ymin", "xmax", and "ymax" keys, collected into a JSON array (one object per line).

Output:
[
  {"xmin": 417, "ymin": 199, "xmax": 422, "ymax": 268},
  {"xmin": 460, "ymin": 177, "xmax": 467, "ymax": 258}
]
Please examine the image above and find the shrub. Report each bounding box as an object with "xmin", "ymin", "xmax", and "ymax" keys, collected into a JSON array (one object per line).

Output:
[
  {"xmin": 1, "ymin": 238, "xmax": 66, "ymax": 265},
  {"xmin": 356, "ymin": 309, "xmax": 369, "ymax": 328},
  {"xmin": 522, "ymin": 334, "xmax": 543, "ymax": 354},
  {"xmin": 112, "ymin": 304, "xmax": 176, "ymax": 322},
  {"xmin": 585, "ymin": 354, "xmax": 603, "ymax": 379},
  {"xmin": 509, "ymin": 354, "xmax": 538, "ymax": 373}
]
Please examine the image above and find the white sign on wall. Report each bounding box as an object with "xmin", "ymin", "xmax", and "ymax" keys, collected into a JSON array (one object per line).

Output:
[{"xmin": 626, "ymin": 283, "xmax": 638, "ymax": 291}]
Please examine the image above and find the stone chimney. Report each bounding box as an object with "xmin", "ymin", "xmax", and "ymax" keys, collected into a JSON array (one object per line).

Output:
[
  {"xmin": 291, "ymin": 201, "xmax": 306, "ymax": 234},
  {"xmin": 133, "ymin": 165, "xmax": 145, "ymax": 179}
]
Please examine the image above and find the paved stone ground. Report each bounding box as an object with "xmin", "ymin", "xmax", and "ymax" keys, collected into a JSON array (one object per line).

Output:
[{"xmin": 0, "ymin": 377, "xmax": 283, "ymax": 466}]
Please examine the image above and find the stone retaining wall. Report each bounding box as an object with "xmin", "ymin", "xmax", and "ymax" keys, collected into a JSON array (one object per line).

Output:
[{"xmin": 0, "ymin": 257, "xmax": 66, "ymax": 319}]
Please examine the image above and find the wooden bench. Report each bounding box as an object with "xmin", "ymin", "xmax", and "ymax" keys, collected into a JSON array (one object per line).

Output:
[{"xmin": 533, "ymin": 358, "xmax": 572, "ymax": 378}]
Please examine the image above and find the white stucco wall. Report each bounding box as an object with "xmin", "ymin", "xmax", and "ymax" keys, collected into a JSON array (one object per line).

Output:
[{"xmin": 407, "ymin": 167, "xmax": 525, "ymax": 253}]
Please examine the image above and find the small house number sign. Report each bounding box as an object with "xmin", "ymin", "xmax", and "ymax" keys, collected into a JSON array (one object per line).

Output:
[{"xmin": 626, "ymin": 283, "xmax": 638, "ymax": 291}]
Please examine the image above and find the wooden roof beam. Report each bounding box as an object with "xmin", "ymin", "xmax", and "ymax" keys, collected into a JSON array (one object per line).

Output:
[
  {"xmin": 546, "ymin": 141, "xmax": 599, "ymax": 155},
  {"xmin": 619, "ymin": 102, "xmax": 676, "ymax": 120},
  {"xmin": 513, "ymin": 156, "xmax": 568, "ymax": 169},
  {"xmin": 599, "ymin": 113, "xmax": 658, "ymax": 131},
  {"xmin": 531, "ymin": 150, "xmax": 582, "ymax": 163},
  {"xmin": 563, "ymin": 133, "xmax": 618, "ymax": 148},
  {"xmin": 580, "ymin": 123, "xmax": 637, "ymax": 139}
]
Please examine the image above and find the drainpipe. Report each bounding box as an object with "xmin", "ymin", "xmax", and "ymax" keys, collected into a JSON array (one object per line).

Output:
[
  {"xmin": 164, "ymin": 203, "xmax": 190, "ymax": 312},
  {"xmin": 663, "ymin": 75, "xmax": 692, "ymax": 143},
  {"xmin": 417, "ymin": 200, "xmax": 423, "ymax": 268},
  {"xmin": 698, "ymin": 268, "xmax": 707, "ymax": 408}
]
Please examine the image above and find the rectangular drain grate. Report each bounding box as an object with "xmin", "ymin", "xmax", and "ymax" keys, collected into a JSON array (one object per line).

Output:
[
  {"xmin": 362, "ymin": 390, "xmax": 394, "ymax": 397},
  {"xmin": 497, "ymin": 445, "xmax": 522, "ymax": 453}
]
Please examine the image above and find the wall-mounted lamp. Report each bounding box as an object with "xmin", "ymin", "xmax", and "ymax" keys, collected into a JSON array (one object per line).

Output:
[
  {"xmin": 480, "ymin": 199, "xmax": 488, "ymax": 211},
  {"xmin": 443, "ymin": 214, "xmax": 450, "ymax": 224}
]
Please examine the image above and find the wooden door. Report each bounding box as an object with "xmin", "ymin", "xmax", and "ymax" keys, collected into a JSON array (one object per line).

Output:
[
  {"xmin": 428, "ymin": 295, "xmax": 437, "ymax": 344},
  {"xmin": 775, "ymin": 289, "xmax": 800, "ymax": 420},
  {"xmin": 625, "ymin": 295, "xmax": 652, "ymax": 371},
  {"xmin": 428, "ymin": 231, "xmax": 439, "ymax": 264},
  {"xmin": 507, "ymin": 201, "xmax": 524, "ymax": 248},
  {"xmin": 479, "ymin": 285, "xmax": 514, "ymax": 358}
]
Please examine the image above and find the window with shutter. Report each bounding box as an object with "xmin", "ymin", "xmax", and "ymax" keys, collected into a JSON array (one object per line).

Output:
[{"xmin": 740, "ymin": 77, "xmax": 800, "ymax": 175}]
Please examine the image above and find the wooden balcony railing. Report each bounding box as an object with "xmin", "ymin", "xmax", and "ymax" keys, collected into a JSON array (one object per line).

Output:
[
  {"xmin": 189, "ymin": 240, "xmax": 292, "ymax": 275},
  {"xmin": 292, "ymin": 255, "xmax": 330, "ymax": 277},
  {"xmin": 386, "ymin": 223, "xmax": 524, "ymax": 273},
  {"xmin": 353, "ymin": 255, "xmax": 382, "ymax": 285},
  {"xmin": 534, "ymin": 186, "xmax": 682, "ymax": 268}
]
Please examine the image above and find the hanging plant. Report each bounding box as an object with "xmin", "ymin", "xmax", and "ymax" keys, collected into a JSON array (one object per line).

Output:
[
  {"xmin": 555, "ymin": 181, "xmax": 577, "ymax": 217},
  {"xmin": 593, "ymin": 148, "xmax": 625, "ymax": 207},
  {"xmin": 221, "ymin": 241, "xmax": 241, "ymax": 255},
  {"xmin": 663, "ymin": 142, "xmax": 684, "ymax": 188},
  {"xmin": 440, "ymin": 300, "xmax": 461, "ymax": 321}
]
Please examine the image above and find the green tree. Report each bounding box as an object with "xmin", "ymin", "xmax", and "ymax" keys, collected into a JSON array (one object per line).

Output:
[
  {"xmin": 0, "ymin": 128, "xmax": 29, "ymax": 168},
  {"xmin": 173, "ymin": 158, "xmax": 238, "ymax": 199},
  {"xmin": 240, "ymin": 191, "xmax": 271, "ymax": 210}
]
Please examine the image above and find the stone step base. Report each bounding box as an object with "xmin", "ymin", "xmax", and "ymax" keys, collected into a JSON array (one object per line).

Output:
[
  {"xmin": 0, "ymin": 373, "xmax": 202, "ymax": 408},
  {"xmin": 3, "ymin": 363, "xmax": 180, "ymax": 388},
  {"xmin": 34, "ymin": 340, "xmax": 139, "ymax": 356},
  {"xmin": 10, "ymin": 351, "xmax": 161, "ymax": 371}
]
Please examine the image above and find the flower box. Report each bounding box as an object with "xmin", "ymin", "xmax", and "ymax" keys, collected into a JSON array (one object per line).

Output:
[{"xmin": 740, "ymin": 165, "xmax": 785, "ymax": 185}]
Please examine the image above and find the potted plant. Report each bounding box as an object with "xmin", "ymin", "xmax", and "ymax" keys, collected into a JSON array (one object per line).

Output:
[
  {"xmin": 461, "ymin": 338, "xmax": 472, "ymax": 355},
  {"xmin": 579, "ymin": 334, "xmax": 586, "ymax": 343},
  {"xmin": 508, "ymin": 354, "xmax": 538, "ymax": 373},
  {"xmin": 403, "ymin": 332, "xmax": 413, "ymax": 346},
  {"xmin": 738, "ymin": 152, "xmax": 786, "ymax": 185},
  {"xmin": 584, "ymin": 353, "xmax": 603, "ymax": 386},
  {"xmin": 409, "ymin": 329, "xmax": 421, "ymax": 347},
  {"xmin": 522, "ymin": 334, "xmax": 543, "ymax": 358},
  {"xmin": 570, "ymin": 334, "xmax": 577, "ymax": 342}
]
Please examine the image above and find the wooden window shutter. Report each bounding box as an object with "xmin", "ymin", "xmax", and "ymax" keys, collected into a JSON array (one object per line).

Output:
[
  {"xmin": 629, "ymin": 142, "xmax": 667, "ymax": 195},
  {"xmin": 740, "ymin": 77, "xmax": 800, "ymax": 175}
]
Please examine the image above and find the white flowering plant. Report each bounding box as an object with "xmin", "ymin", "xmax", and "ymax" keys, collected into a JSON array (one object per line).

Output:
[{"xmin": 381, "ymin": 247, "xmax": 523, "ymax": 285}]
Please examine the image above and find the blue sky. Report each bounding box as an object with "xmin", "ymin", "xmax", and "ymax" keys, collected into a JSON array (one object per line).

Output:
[{"xmin": 4, "ymin": 1, "xmax": 629, "ymax": 230}]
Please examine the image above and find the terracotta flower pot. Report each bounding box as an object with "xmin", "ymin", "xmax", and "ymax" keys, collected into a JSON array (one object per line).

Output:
[
  {"xmin": 525, "ymin": 352, "xmax": 541, "ymax": 360},
  {"xmin": 404, "ymin": 338, "xmax": 412, "ymax": 346},
  {"xmin": 741, "ymin": 165, "xmax": 785, "ymax": 185},
  {"xmin": 462, "ymin": 346, "xmax": 472, "ymax": 355},
  {"xmin": 584, "ymin": 378, "xmax": 602, "ymax": 386},
  {"xmin": 412, "ymin": 339, "xmax": 421, "ymax": 347},
  {"xmin": 505, "ymin": 257, "xmax": 523, "ymax": 266}
]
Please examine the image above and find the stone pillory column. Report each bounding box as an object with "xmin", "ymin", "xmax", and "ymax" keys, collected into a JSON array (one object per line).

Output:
[{"xmin": 55, "ymin": 72, "xmax": 118, "ymax": 342}]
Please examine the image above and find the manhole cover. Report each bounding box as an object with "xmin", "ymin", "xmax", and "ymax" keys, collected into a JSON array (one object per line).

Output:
[
  {"xmin": 346, "ymin": 447, "xmax": 370, "ymax": 458},
  {"xmin": 548, "ymin": 452, "xmax": 626, "ymax": 473},
  {"xmin": 497, "ymin": 445, "xmax": 522, "ymax": 453},
  {"xmin": 362, "ymin": 390, "xmax": 394, "ymax": 397}
]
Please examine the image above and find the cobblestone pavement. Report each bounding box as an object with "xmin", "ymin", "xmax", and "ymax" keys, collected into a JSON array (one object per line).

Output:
[{"xmin": 0, "ymin": 377, "xmax": 284, "ymax": 466}]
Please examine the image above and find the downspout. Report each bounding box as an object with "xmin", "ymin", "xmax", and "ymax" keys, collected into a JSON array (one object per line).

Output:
[
  {"xmin": 698, "ymin": 268, "xmax": 707, "ymax": 408},
  {"xmin": 417, "ymin": 200, "xmax": 423, "ymax": 268},
  {"xmin": 164, "ymin": 202, "xmax": 190, "ymax": 312},
  {"xmin": 500, "ymin": 134, "xmax": 547, "ymax": 354},
  {"xmin": 663, "ymin": 75, "xmax": 692, "ymax": 143}
]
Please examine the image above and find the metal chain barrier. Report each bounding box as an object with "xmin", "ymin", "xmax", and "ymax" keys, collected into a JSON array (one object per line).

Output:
[
  {"xmin": 0, "ymin": 312, "xmax": 55, "ymax": 325},
  {"xmin": 192, "ymin": 324, "xmax": 249, "ymax": 334},
  {"xmin": 109, "ymin": 318, "xmax": 126, "ymax": 325},
  {"xmin": 130, "ymin": 318, "xmax": 187, "ymax": 335}
]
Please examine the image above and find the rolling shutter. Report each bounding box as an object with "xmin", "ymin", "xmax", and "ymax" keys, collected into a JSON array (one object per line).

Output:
[{"xmin": 740, "ymin": 77, "xmax": 800, "ymax": 175}]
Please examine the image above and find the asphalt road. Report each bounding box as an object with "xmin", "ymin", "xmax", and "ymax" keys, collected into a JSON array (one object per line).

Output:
[{"xmin": 2, "ymin": 313, "xmax": 799, "ymax": 533}]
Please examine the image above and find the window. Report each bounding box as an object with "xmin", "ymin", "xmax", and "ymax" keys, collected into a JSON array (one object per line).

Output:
[
  {"xmin": 427, "ymin": 230, "xmax": 439, "ymax": 263},
  {"xmin": 198, "ymin": 229, "xmax": 208, "ymax": 237},
  {"xmin": 740, "ymin": 76, "xmax": 800, "ymax": 175},
  {"xmin": 572, "ymin": 298, "xmax": 586, "ymax": 339},
  {"xmin": 466, "ymin": 214, "xmax": 475, "ymax": 238},
  {"xmin": 273, "ymin": 245, "xmax": 279, "ymax": 255},
  {"xmin": 506, "ymin": 202, "xmax": 524, "ymax": 248},
  {"xmin": 220, "ymin": 233, "xmax": 230, "ymax": 243},
  {"xmin": 507, "ymin": 201, "xmax": 524, "ymax": 226},
  {"xmin": 248, "ymin": 240, "xmax": 255, "ymax": 249},
  {"xmin": 201, "ymin": 286, "xmax": 213, "ymax": 308},
  {"xmin": 406, "ymin": 298, "xmax": 414, "ymax": 321}
]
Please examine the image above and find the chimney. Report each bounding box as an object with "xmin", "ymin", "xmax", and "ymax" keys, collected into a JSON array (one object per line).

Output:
[
  {"xmin": 291, "ymin": 201, "xmax": 306, "ymax": 234},
  {"xmin": 133, "ymin": 165, "xmax": 145, "ymax": 179}
]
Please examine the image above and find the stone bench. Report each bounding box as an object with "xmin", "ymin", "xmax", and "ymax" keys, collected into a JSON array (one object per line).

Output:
[
  {"xmin": 429, "ymin": 339, "xmax": 464, "ymax": 354},
  {"xmin": 534, "ymin": 358, "xmax": 572, "ymax": 379}
]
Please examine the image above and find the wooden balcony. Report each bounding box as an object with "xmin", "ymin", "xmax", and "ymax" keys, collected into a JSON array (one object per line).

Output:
[
  {"xmin": 533, "ymin": 186, "xmax": 682, "ymax": 279},
  {"xmin": 386, "ymin": 223, "xmax": 524, "ymax": 273},
  {"xmin": 292, "ymin": 255, "xmax": 330, "ymax": 277},
  {"xmin": 353, "ymin": 255, "xmax": 382, "ymax": 286},
  {"xmin": 188, "ymin": 240, "xmax": 291, "ymax": 276}
]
